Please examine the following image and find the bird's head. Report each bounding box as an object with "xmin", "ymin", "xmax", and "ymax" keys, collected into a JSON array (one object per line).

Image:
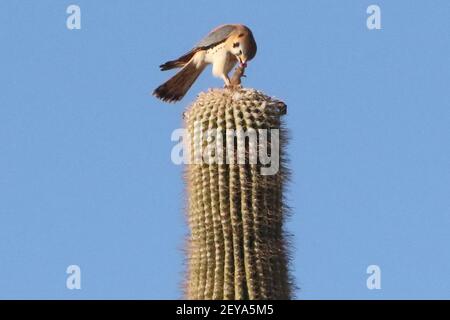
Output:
[{"xmin": 230, "ymin": 26, "xmax": 257, "ymax": 66}]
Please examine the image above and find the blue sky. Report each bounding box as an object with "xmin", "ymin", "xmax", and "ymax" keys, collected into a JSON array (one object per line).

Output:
[{"xmin": 0, "ymin": 0, "xmax": 449, "ymax": 299}]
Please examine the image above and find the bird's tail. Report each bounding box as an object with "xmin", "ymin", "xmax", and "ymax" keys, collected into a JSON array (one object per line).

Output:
[
  {"xmin": 159, "ymin": 50, "xmax": 198, "ymax": 71},
  {"xmin": 153, "ymin": 60, "xmax": 206, "ymax": 103}
]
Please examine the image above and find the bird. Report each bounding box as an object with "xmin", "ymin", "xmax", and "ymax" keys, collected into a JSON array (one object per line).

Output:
[{"xmin": 153, "ymin": 24, "xmax": 257, "ymax": 103}]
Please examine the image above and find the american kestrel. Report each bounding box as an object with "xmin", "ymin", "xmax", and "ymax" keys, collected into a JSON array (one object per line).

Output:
[{"xmin": 153, "ymin": 24, "xmax": 257, "ymax": 103}]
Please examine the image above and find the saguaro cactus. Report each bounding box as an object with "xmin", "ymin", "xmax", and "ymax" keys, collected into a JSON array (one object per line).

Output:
[{"xmin": 183, "ymin": 87, "xmax": 291, "ymax": 300}]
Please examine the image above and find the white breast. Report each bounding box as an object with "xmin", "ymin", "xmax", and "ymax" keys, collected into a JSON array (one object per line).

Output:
[
  {"xmin": 204, "ymin": 42, "xmax": 227, "ymax": 64},
  {"xmin": 204, "ymin": 42, "xmax": 232, "ymax": 78}
]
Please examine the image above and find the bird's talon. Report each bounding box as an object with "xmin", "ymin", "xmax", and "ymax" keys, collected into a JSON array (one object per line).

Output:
[{"xmin": 225, "ymin": 84, "xmax": 242, "ymax": 91}]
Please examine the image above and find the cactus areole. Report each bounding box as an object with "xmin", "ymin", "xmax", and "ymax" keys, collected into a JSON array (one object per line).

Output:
[{"xmin": 183, "ymin": 88, "xmax": 292, "ymax": 300}]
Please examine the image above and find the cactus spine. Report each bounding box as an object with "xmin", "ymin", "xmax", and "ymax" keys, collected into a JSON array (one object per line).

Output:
[{"xmin": 184, "ymin": 88, "xmax": 291, "ymax": 300}]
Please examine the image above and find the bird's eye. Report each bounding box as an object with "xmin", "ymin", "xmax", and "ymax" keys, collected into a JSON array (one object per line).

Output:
[
  {"xmin": 239, "ymin": 50, "xmax": 243, "ymax": 55},
  {"xmin": 238, "ymin": 33, "xmax": 244, "ymax": 38},
  {"xmin": 233, "ymin": 42, "xmax": 240, "ymax": 48}
]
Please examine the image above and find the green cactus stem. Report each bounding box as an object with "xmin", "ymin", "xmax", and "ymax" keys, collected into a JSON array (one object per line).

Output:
[{"xmin": 184, "ymin": 88, "xmax": 291, "ymax": 300}]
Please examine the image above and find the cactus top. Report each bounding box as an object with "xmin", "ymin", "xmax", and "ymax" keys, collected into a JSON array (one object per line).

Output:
[{"xmin": 184, "ymin": 88, "xmax": 286, "ymax": 122}]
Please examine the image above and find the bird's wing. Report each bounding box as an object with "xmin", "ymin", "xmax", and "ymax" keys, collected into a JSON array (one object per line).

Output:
[{"xmin": 195, "ymin": 25, "xmax": 237, "ymax": 49}]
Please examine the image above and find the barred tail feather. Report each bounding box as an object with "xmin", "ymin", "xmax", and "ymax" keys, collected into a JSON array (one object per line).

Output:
[{"xmin": 153, "ymin": 61, "xmax": 206, "ymax": 103}]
